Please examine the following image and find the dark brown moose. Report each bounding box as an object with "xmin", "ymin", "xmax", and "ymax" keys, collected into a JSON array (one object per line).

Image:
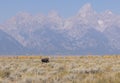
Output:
[{"xmin": 41, "ymin": 58, "xmax": 49, "ymax": 63}]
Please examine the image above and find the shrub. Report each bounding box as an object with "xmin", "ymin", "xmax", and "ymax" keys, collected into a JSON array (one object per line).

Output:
[{"xmin": 0, "ymin": 70, "xmax": 10, "ymax": 78}]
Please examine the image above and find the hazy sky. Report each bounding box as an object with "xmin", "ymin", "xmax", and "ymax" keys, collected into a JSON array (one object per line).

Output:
[{"xmin": 0, "ymin": 0, "xmax": 120, "ymax": 22}]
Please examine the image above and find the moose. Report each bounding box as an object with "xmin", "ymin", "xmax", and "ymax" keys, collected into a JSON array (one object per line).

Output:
[{"xmin": 41, "ymin": 58, "xmax": 49, "ymax": 63}]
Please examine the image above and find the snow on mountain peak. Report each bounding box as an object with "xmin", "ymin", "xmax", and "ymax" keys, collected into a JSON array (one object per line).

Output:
[
  {"xmin": 97, "ymin": 20, "xmax": 106, "ymax": 32},
  {"xmin": 104, "ymin": 10, "xmax": 113, "ymax": 15},
  {"xmin": 80, "ymin": 3, "xmax": 92, "ymax": 11},
  {"xmin": 98, "ymin": 20, "xmax": 104, "ymax": 27},
  {"xmin": 78, "ymin": 3, "xmax": 95, "ymax": 17}
]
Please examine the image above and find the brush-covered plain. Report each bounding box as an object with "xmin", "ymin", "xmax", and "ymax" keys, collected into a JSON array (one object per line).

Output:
[{"xmin": 0, "ymin": 55, "xmax": 120, "ymax": 83}]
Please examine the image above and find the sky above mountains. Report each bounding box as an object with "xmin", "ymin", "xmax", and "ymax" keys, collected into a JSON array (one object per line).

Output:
[{"xmin": 0, "ymin": 0, "xmax": 120, "ymax": 23}]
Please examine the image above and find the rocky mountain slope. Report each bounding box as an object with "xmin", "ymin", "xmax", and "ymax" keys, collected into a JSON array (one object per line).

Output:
[{"xmin": 0, "ymin": 3, "xmax": 120, "ymax": 55}]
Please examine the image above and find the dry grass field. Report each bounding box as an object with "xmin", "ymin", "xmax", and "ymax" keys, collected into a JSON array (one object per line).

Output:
[{"xmin": 0, "ymin": 55, "xmax": 120, "ymax": 83}]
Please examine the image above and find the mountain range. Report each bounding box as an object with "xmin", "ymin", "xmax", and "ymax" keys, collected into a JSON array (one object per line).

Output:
[{"xmin": 0, "ymin": 3, "xmax": 120, "ymax": 55}]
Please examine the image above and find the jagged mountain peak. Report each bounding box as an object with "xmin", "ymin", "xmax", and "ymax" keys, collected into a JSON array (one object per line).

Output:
[
  {"xmin": 16, "ymin": 12, "xmax": 32, "ymax": 17},
  {"xmin": 81, "ymin": 3, "xmax": 92, "ymax": 10},
  {"xmin": 104, "ymin": 10, "xmax": 113, "ymax": 15},
  {"xmin": 0, "ymin": 4, "xmax": 120, "ymax": 55},
  {"xmin": 48, "ymin": 11, "xmax": 59, "ymax": 17},
  {"xmin": 47, "ymin": 11, "xmax": 63, "ymax": 23},
  {"xmin": 78, "ymin": 3, "xmax": 95, "ymax": 17}
]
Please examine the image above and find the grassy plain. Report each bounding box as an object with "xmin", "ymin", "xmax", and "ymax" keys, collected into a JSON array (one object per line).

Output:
[{"xmin": 0, "ymin": 55, "xmax": 120, "ymax": 83}]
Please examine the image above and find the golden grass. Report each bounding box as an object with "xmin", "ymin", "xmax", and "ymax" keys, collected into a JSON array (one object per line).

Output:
[{"xmin": 0, "ymin": 55, "xmax": 120, "ymax": 83}]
